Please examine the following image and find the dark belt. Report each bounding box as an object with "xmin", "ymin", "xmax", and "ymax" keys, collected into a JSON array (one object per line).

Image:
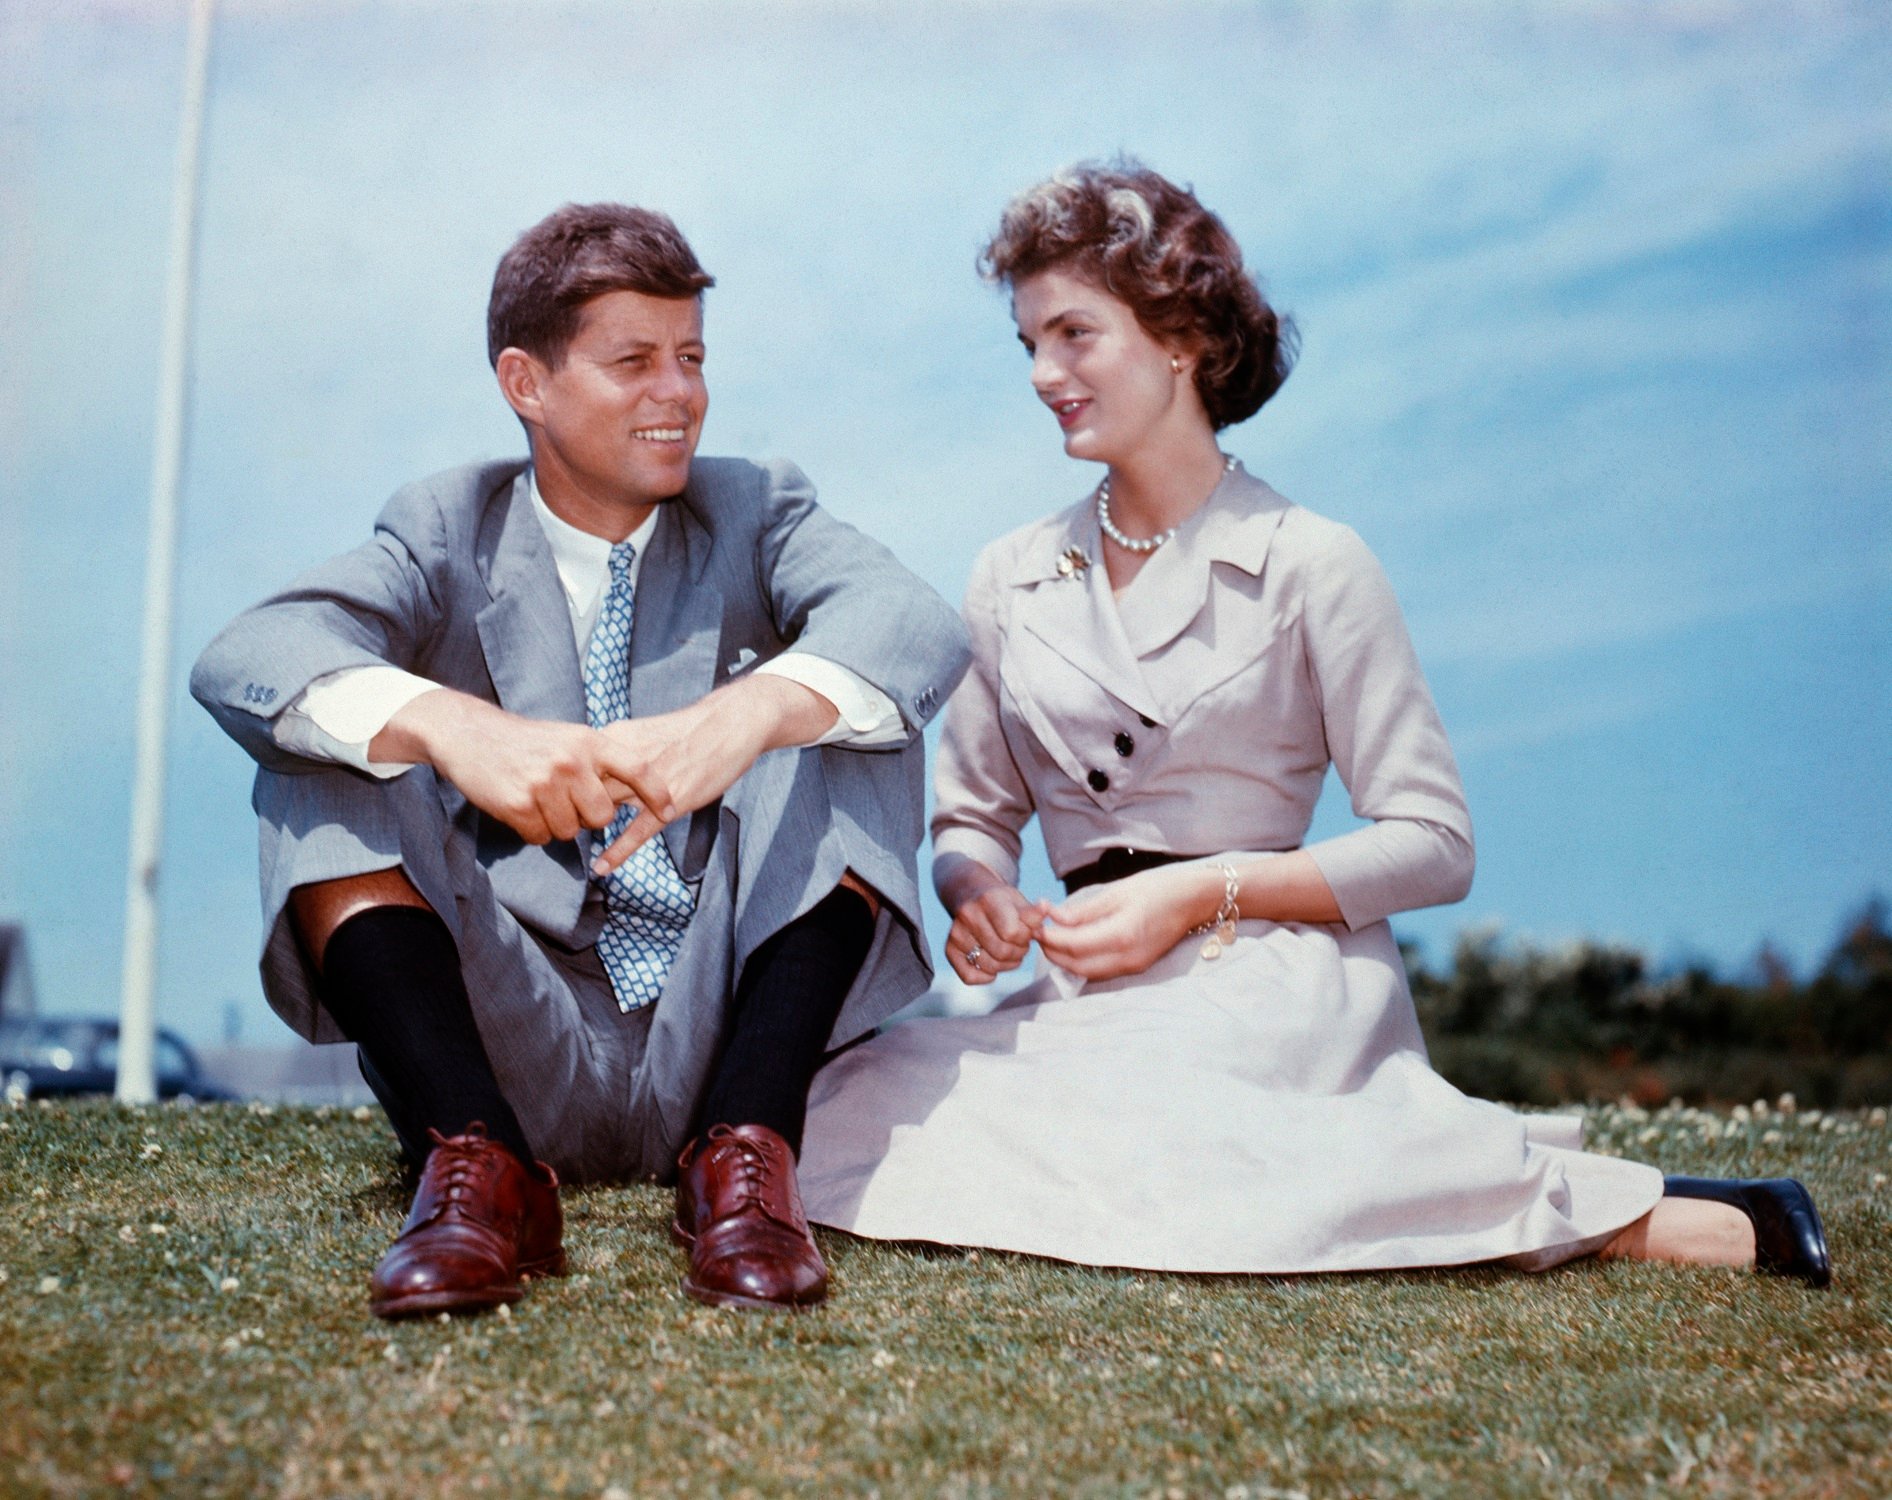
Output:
[{"xmin": 1061, "ymin": 847, "xmax": 1199, "ymax": 895}]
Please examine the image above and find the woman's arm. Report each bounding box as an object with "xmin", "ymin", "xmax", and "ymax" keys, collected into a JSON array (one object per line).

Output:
[
  {"xmin": 1036, "ymin": 518, "xmax": 1468, "ymax": 981},
  {"xmin": 1034, "ymin": 852, "xmax": 1340, "ymax": 980},
  {"xmin": 1295, "ymin": 522, "xmax": 1474, "ymax": 928},
  {"xmin": 931, "ymin": 545, "xmax": 1047, "ymax": 985}
]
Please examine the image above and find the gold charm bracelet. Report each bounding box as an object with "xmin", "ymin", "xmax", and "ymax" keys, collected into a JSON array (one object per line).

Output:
[{"xmin": 1188, "ymin": 862, "xmax": 1241, "ymax": 959}]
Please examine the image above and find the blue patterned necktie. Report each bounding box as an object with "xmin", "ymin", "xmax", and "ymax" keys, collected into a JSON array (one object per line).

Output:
[{"xmin": 583, "ymin": 539, "xmax": 697, "ymax": 1011}]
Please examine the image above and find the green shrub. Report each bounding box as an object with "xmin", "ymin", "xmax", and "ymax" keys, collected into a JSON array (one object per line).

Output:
[{"xmin": 1406, "ymin": 896, "xmax": 1892, "ymax": 1106}]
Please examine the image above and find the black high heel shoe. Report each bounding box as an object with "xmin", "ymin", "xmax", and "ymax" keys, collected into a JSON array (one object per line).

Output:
[{"xmin": 1662, "ymin": 1176, "xmax": 1832, "ymax": 1288}]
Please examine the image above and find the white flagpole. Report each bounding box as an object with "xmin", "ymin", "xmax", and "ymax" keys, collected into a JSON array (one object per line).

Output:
[{"xmin": 117, "ymin": 0, "xmax": 216, "ymax": 1104}]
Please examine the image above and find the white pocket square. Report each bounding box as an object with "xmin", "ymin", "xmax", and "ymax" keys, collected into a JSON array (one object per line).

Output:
[{"xmin": 726, "ymin": 647, "xmax": 758, "ymax": 675}]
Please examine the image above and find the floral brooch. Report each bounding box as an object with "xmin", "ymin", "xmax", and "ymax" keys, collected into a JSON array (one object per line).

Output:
[{"xmin": 1056, "ymin": 546, "xmax": 1092, "ymax": 580}]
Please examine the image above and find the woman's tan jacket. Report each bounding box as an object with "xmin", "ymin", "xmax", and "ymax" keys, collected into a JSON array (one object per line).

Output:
[{"xmin": 930, "ymin": 463, "xmax": 1474, "ymax": 931}]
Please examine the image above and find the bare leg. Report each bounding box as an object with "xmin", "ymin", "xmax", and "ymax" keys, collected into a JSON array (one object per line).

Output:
[
  {"xmin": 289, "ymin": 867, "xmax": 433, "ymax": 972},
  {"xmin": 1596, "ymin": 1198, "xmax": 1757, "ymax": 1268},
  {"xmin": 837, "ymin": 868, "xmax": 881, "ymax": 918}
]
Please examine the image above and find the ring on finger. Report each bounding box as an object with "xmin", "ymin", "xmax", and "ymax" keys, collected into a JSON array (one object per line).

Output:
[{"xmin": 965, "ymin": 943, "xmax": 986, "ymax": 969}]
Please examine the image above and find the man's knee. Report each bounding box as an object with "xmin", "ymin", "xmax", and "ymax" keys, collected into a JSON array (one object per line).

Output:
[{"xmin": 289, "ymin": 867, "xmax": 434, "ymax": 974}]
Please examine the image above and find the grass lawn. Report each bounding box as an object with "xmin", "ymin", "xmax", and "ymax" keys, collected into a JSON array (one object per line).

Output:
[{"xmin": 2, "ymin": 1097, "xmax": 1887, "ymax": 1499}]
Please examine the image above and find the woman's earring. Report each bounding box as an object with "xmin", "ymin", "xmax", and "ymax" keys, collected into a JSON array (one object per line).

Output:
[{"xmin": 1171, "ymin": 356, "xmax": 1183, "ymax": 374}]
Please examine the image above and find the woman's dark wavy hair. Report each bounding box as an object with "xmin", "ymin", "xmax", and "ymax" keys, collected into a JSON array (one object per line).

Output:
[{"xmin": 979, "ymin": 160, "xmax": 1296, "ymax": 429}]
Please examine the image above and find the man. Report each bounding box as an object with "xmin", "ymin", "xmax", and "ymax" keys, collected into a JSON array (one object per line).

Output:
[{"xmin": 191, "ymin": 203, "xmax": 969, "ymax": 1317}]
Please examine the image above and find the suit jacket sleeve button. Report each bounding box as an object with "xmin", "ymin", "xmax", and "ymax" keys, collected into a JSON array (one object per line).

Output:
[
  {"xmin": 1087, "ymin": 768, "xmax": 1110, "ymax": 792},
  {"xmin": 1114, "ymin": 731, "xmax": 1134, "ymax": 757}
]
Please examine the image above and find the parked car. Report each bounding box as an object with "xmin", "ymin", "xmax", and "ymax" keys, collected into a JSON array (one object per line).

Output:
[{"xmin": 0, "ymin": 1017, "xmax": 234, "ymax": 1101}]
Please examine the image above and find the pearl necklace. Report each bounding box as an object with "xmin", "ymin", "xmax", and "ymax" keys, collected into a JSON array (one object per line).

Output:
[{"xmin": 1096, "ymin": 453, "xmax": 1237, "ymax": 554}]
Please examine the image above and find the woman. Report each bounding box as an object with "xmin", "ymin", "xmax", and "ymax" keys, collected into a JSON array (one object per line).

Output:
[{"xmin": 797, "ymin": 162, "xmax": 1828, "ymax": 1285}]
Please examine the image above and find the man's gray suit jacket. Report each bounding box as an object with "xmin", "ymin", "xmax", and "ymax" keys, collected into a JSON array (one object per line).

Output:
[{"xmin": 192, "ymin": 456, "xmax": 971, "ymax": 1060}]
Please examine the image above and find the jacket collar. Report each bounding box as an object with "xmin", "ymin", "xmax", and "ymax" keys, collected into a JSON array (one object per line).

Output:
[
  {"xmin": 475, "ymin": 468, "xmax": 588, "ymax": 726},
  {"xmin": 1112, "ymin": 461, "xmax": 1291, "ymax": 658},
  {"xmin": 999, "ymin": 461, "xmax": 1286, "ymax": 586},
  {"xmin": 1001, "ymin": 462, "xmax": 1292, "ymax": 719},
  {"xmin": 1005, "ymin": 498, "xmax": 1162, "ymax": 723}
]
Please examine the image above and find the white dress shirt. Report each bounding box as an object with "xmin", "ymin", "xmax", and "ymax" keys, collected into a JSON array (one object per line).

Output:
[{"xmin": 274, "ymin": 474, "xmax": 904, "ymax": 775}]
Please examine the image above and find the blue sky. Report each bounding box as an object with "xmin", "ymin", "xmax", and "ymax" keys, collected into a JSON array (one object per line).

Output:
[{"xmin": 1, "ymin": 0, "xmax": 1886, "ymax": 1043}]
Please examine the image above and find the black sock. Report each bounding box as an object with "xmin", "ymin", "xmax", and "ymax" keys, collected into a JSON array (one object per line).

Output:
[
  {"xmin": 693, "ymin": 886, "xmax": 877, "ymax": 1155},
  {"xmin": 317, "ymin": 905, "xmax": 535, "ymax": 1168}
]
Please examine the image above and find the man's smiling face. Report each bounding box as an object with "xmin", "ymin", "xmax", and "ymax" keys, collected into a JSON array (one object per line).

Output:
[{"xmin": 511, "ymin": 288, "xmax": 708, "ymax": 533}]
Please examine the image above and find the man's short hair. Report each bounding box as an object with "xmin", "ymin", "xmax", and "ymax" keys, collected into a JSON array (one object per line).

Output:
[{"xmin": 487, "ymin": 203, "xmax": 716, "ymax": 368}]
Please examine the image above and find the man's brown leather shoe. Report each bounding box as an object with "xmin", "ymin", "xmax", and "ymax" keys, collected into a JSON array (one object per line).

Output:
[
  {"xmin": 370, "ymin": 1124, "xmax": 565, "ymax": 1319},
  {"xmin": 672, "ymin": 1124, "xmax": 828, "ymax": 1311}
]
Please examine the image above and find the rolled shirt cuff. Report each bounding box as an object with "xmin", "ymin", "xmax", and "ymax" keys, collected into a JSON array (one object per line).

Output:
[
  {"xmin": 754, "ymin": 653, "xmax": 906, "ymax": 747},
  {"xmin": 273, "ymin": 666, "xmax": 444, "ymax": 778}
]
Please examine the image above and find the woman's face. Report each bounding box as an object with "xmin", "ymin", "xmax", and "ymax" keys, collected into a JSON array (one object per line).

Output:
[{"xmin": 1012, "ymin": 266, "xmax": 1195, "ymax": 467}]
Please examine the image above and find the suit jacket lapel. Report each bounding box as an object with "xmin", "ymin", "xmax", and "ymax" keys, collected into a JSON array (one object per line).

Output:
[
  {"xmin": 1113, "ymin": 464, "xmax": 1291, "ymax": 661},
  {"xmin": 475, "ymin": 472, "xmax": 587, "ymax": 725},
  {"xmin": 1011, "ymin": 505, "xmax": 1166, "ymax": 725},
  {"xmin": 627, "ymin": 495, "xmax": 724, "ymax": 872},
  {"xmin": 470, "ymin": 470, "xmax": 591, "ymax": 938},
  {"xmin": 626, "ymin": 497, "xmax": 723, "ymax": 719}
]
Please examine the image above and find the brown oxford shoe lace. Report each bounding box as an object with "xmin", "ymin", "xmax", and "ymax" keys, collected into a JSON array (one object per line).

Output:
[
  {"xmin": 672, "ymin": 1124, "xmax": 828, "ymax": 1311},
  {"xmin": 370, "ymin": 1124, "xmax": 566, "ymax": 1320}
]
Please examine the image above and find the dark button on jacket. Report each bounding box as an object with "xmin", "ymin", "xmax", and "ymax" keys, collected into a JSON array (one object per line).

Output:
[
  {"xmin": 1087, "ymin": 769, "xmax": 1110, "ymax": 793},
  {"xmin": 1114, "ymin": 731, "xmax": 1135, "ymax": 758}
]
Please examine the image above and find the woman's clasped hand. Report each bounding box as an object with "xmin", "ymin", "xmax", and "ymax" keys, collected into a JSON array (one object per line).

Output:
[
  {"xmin": 943, "ymin": 873, "xmax": 1048, "ymax": 985},
  {"xmin": 949, "ymin": 863, "xmax": 1225, "ymax": 985}
]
